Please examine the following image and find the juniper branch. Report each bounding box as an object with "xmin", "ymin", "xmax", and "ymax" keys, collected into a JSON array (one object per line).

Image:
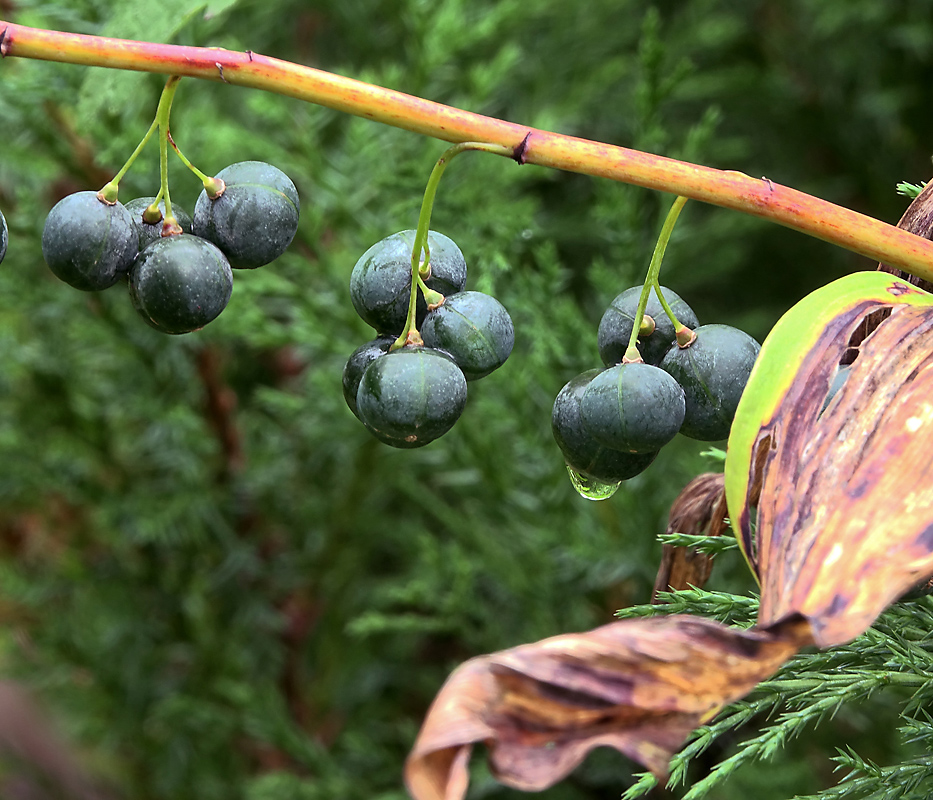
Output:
[
  {"xmin": 620, "ymin": 593, "xmax": 933, "ymax": 799},
  {"xmin": 656, "ymin": 531, "xmax": 740, "ymax": 554}
]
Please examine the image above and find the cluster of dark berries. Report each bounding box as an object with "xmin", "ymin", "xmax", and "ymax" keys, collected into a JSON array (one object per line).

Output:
[
  {"xmin": 41, "ymin": 161, "xmax": 299, "ymax": 334},
  {"xmin": 342, "ymin": 230, "xmax": 514, "ymax": 448},
  {"xmin": 552, "ymin": 285, "xmax": 760, "ymax": 486}
]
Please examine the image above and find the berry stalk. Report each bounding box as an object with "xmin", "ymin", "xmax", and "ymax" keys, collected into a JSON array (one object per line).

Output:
[
  {"xmin": 167, "ymin": 132, "xmax": 220, "ymax": 195},
  {"xmin": 393, "ymin": 141, "xmax": 515, "ymax": 351},
  {"xmin": 624, "ymin": 196, "xmax": 688, "ymax": 362},
  {"xmin": 98, "ymin": 116, "xmax": 158, "ymax": 203},
  {"xmin": 2, "ymin": 19, "xmax": 933, "ymax": 280},
  {"xmin": 154, "ymin": 76, "xmax": 182, "ymax": 229},
  {"xmin": 411, "ymin": 141, "xmax": 515, "ymax": 281}
]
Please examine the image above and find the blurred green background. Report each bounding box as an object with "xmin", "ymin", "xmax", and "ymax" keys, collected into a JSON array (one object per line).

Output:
[{"xmin": 0, "ymin": 1, "xmax": 931, "ymax": 798}]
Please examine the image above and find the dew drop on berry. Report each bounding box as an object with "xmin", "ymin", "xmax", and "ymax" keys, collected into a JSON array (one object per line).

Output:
[{"xmin": 566, "ymin": 466, "xmax": 621, "ymax": 501}]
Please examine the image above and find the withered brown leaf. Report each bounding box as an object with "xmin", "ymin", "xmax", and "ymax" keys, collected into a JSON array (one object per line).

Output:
[
  {"xmin": 404, "ymin": 615, "xmax": 808, "ymax": 800},
  {"xmin": 652, "ymin": 473, "xmax": 727, "ymax": 601},
  {"xmin": 878, "ymin": 178, "xmax": 933, "ymax": 292},
  {"xmin": 750, "ymin": 302, "xmax": 933, "ymax": 646}
]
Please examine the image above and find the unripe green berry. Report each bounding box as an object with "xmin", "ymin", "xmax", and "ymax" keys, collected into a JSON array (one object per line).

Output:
[
  {"xmin": 350, "ymin": 230, "xmax": 467, "ymax": 334},
  {"xmin": 552, "ymin": 369, "xmax": 659, "ymax": 482},
  {"xmin": 128, "ymin": 234, "xmax": 233, "ymax": 334},
  {"xmin": 356, "ymin": 347, "xmax": 467, "ymax": 448},
  {"xmin": 580, "ymin": 362, "xmax": 686, "ymax": 453},
  {"xmin": 193, "ymin": 161, "xmax": 300, "ymax": 269},
  {"xmin": 421, "ymin": 291, "xmax": 514, "ymax": 380},
  {"xmin": 598, "ymin": 285, "xmax": 699, "ymax": 366},
  {"xmin": 342, "ymin": 336, "xmax": 395, "ymax": 418},
  {"xmin": 659, "ymin": 323, "xmax": 760, "ymax": 441},
  {"xmin": 0, "ymin": 208, "xmax": 7, "ymax": 264},
  {"xmin": 41, "ymin": 191, "xmax": 138, "ymax": 291}
]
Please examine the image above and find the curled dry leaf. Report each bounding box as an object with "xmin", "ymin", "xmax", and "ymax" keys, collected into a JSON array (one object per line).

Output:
[
  {"xmin": 652, "ymin": 472, "xmax": 727, "ymax": 601},
  {"xmin": 878, "ymin": 177, "xmax": 933, "ymax": 292},
  {"xmin": 726, "ymin": 272, "xmax": 933, "ymax": 646},
  {"xmin": 753, "ymin": 303, "xmax": 933, "ymax": 644},
  {"xmin": 404, "ymin": 614, "xmax": 809, "ymax": 800}
]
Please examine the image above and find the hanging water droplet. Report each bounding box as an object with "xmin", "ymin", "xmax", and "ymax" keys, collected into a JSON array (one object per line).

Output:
[{"xmin": 566, "ymin": 465, "xmax": 621, "ymax": 500}]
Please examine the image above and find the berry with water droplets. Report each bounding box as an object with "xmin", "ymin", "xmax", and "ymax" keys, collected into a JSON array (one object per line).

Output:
[
  {"xmin": 580, "ymin": 362, "xmax": 685, "ymax": 453},
  {"xmin": 350, "ymin": 230, "xmax": 467, "ymax": 334},
  {"xmin": 659, "ymin": 323, "xmax": 760, "ymax": 441},
  {"xmin": 552, "ymin": 369, "xmax": 659, "ymax": 482},
  {"xmin": 342, "ymin": 335, "xmax": 395, "ymax": 419},
  {"xmin": 41, "ymin": 191, "xmax": 138, "ymax": 291},
  {"xmin": 0, "ymin": 208, "xmax": 7, "ymax": 264},
  {"xmin": 356, "ymin": 346, "xmax": 467, "ymax": 448},
  {"xmin": 193, "ymin": 161, "xmax": 299, "ymax": 269},
  {"xmin": 128, "ymin": 234, "xmax": 233, "ymax": 334},
  {"xmin": 421, "ymin": 290, "xmax": 514, "ymax": 380}
]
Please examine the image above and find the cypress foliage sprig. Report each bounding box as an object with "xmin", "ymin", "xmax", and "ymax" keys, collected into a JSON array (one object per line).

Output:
[
  {"xmin": 797, "ymin": 748, "xmax": 933, "ymax": 800},
  {"xmin": 619, "ymin": 592, "xmax": 933, "ymax": 800},
  {"xmin": 656, "ymin": 531, "xmax": 740, "ymax": 555},
  {"xmin": 896, "ymin": 182, "xmax": 926, "ymax": 199},
  {"xmin": 616, "ymin": 587, "xmax": 759, "ymax": 626}
]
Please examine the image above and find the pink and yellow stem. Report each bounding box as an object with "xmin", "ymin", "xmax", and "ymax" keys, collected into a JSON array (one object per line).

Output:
[{"xmin": 2, "ymin": 19, "xmax": 932, "ymax": 280}]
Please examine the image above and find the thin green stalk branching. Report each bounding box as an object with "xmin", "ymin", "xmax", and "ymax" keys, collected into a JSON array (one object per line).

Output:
[
  {"xmin": 155, "ymin": 76, "xmax": 182, "ymax": 226},
  {"xmin": 167, "ymin": 130, "xmax": 217, "ymax": 192},
  {"xmin": 392, "ymin": 141, "xmax": 516, "ymax": 350},
  {"xmin": 98, "ymin": 116, "xmax": 159, "ymax": 203},
  {"xmin": 624, "ymin": 195, "xmax": 688, "ymax": 362}
]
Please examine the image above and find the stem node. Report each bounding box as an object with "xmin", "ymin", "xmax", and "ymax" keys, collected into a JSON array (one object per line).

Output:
[
  {"xmin": 424, "ymin": 290, "xmax": 445, "ymax": 311},
  {"xmin": 622, "ymin": 347, "xmax": 644, "ymax": 364},
  {"xmin": 512, "ymin": 132, "xmax": 532, "ymax": 165}
]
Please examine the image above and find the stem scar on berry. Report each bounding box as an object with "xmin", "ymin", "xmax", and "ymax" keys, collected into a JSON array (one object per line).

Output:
[
  {"xmin": 97, "ymin": 182, "xmax": 119, "ymax": 205},
  {"xmin": 204, "ymin": 177, "xmax": 225, "ymax": 199},
  {"xmin": 676, "ymin": 326, "xmax": 698, "ymax": 348}
]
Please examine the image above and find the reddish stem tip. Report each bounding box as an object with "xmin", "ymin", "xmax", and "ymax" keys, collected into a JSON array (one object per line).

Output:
[
  {"xmin": 205, "ymin": 176, "xmax": 226, "ymax": 199},
  {"xmin": 676, "ymin": 326, "xmax": 697, "ymax": 348}
]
